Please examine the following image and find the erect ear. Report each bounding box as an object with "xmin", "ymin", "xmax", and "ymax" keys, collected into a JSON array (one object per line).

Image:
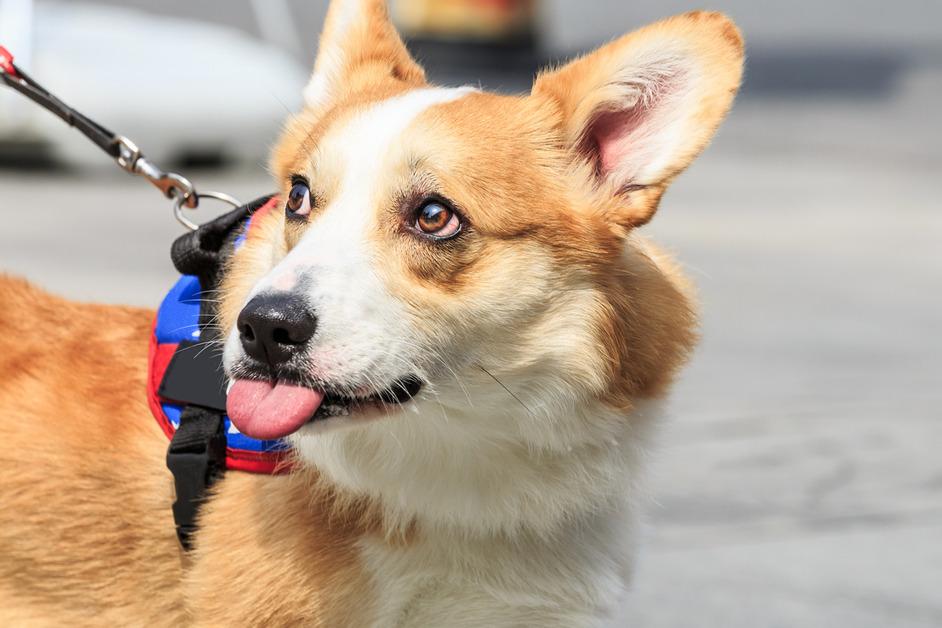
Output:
[
  {"xmin": 532, "ymin": 11, "xmax": 744, "ymax": 227},
  {"xmin": 304, "ymin": 0, "xmax": 426, "ymax": 108}
]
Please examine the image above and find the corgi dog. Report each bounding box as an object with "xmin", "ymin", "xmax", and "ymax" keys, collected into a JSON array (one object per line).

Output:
[{"xmin": 0, "ymin": 1, "xmax": 743, "ymax": 625}]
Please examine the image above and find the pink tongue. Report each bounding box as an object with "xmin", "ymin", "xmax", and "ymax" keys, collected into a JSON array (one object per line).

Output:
[{"xmin": 226, "ymin": 379, "xmax": 324, "ymax": 440}]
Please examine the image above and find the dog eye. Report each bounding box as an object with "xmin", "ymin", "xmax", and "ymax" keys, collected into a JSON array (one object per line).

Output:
[
  {"xmin": 414, "ymin": 201, "xmax": 460, "ymax": 238},
  {"xmin": 286, "ymin": 183, "xmax": 312, "ymax": 217}
]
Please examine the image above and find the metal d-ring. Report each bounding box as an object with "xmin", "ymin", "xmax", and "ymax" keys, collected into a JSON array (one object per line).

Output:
[{"xmin": 173, "ymin": 190, "xmax": 241, "ymax": 231}]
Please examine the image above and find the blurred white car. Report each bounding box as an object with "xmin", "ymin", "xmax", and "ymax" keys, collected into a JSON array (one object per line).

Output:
[{"xmin": 0, "ymin": 0, "xmax": 307, "ymax": 167}]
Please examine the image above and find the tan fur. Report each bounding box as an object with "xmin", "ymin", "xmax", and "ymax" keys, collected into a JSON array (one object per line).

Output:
[
  {"xmin": 184, "ymin": 470, "xmax": 381, "ymax": 626},
  {"xmin": 0, "ymin": 2, "xmax": 743, "ymax": 624},
  {"xmin": 0, "ymin": 276, "xmax": 377, "ymax": 625},
  {"xmin": 380, "ymin": 93, "xmax": 701, "ymax": 407},
  {"xmin": 0, "ymin": 276, "xmax": 185, "ymax": 625}
]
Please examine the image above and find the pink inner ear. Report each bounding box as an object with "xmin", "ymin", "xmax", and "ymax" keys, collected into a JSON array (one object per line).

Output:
[{"xmin": 591, "ymin": 107, "xmax": 645, "ymax": 179}]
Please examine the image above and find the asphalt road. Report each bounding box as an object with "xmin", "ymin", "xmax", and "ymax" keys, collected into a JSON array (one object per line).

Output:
[{"xmin": 1, "ymin": 67, "xmax": 940, "ymax": 626}]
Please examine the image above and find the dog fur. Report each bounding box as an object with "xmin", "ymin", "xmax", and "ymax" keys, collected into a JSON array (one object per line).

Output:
[{"xmin": 0, "ymin": 2, "xmax": 743, "ymax": 625}]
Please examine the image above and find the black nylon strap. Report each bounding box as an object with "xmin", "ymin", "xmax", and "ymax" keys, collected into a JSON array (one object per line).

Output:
[
  {"xmin": 166, "ymin": 406, "xmax": 226, "ymax": 551},
  {"xmin": 0, "ymin": 64, "xmax": 119, "ymax": 158}
]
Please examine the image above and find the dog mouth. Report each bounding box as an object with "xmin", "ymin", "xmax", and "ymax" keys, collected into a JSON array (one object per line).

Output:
[{"xmin": 226, "ymin": 375, "xmax": 423, "ymax": 440}]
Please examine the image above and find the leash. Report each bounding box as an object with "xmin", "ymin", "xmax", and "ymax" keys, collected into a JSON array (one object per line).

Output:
[
  {"xmin": 0, "ymin": 45, "xmax": 239, "ymax": 230},
  {"xmin": 2, "ymin": 44, "xmax": 278, "ymax": 550}
]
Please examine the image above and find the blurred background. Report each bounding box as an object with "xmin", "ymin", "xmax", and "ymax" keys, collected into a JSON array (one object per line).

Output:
[{"xmin": 1, "ymin": 1, "xmax": 939, "ymax": 626}]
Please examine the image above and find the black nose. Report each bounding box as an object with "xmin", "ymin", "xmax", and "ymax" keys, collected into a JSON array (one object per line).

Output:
[{"xmin": 237, "ymin": 293, "xmax": 317, "ymax": 368}]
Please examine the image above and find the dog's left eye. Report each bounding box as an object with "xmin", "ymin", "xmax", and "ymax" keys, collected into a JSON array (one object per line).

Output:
[
  {"xmin": 414, "ymin": 201, "xmax": 461, "ymax": 239},
  {"xmin": 286, "ymin": 183, "xmax": 312, "ymax": 217}
]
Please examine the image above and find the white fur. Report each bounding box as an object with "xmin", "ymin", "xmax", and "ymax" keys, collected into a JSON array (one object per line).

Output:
[
  {"xmin": 347, "ymin": 399, "xmax": 667, "ymax": 627},
  {"xmin": 574, "ymin": 47, "xmax": 704, "ymax": 188},
  {"xmin": 359, "ymin": 496, "xmax": 639, "ymax": 627}
]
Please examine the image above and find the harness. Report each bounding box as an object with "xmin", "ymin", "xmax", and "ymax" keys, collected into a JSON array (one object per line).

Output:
[{"xmin": 149, "ymin": 194, "xmax": 287, "ymax": 548}]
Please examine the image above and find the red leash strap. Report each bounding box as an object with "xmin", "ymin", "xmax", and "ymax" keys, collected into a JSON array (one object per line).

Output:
[{"xmin": 0, "ymin": 46, "xmax": 18, "ymax": 78}]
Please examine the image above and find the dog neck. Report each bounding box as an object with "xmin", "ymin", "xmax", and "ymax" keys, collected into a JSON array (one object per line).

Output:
[{"xmin": 289, "ymin": 397, "xmax": 665, "ymax": 540}]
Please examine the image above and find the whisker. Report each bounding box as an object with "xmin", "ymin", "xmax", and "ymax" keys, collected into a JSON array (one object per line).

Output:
[{"xmin": 477, "ymin": 365, "xmax": 534, "ymax": 417}]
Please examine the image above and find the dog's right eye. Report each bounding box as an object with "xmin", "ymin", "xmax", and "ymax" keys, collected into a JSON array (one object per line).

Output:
[{"xmin": 286, "ymin": 182, "xmax": 312, "ymax": 217}]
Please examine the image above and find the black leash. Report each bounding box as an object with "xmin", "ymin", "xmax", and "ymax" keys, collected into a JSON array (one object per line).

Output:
[
  {"xmin": 0, "ymin": 48, "xmax": 120, "ymax": 158},
  {"xmin": 0, "ymin": 45, "xmax": 239, "ymax": 229}
]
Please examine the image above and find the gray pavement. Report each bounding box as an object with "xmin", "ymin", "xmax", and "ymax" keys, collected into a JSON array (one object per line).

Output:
[{"xmin": 1, "ymin": 54, "xmax": 941, "ymax": 628}]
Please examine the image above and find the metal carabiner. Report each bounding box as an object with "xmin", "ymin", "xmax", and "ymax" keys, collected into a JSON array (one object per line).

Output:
[
  {"xmin": 115, "ymin": 135, "xmax": 241, "ymax": 229},
  {"xmin": 114, "ymin": 136, "xmax": 199, "ymax": 209}
]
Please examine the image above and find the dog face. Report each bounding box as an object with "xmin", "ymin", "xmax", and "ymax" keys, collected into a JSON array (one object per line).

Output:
[{"xmin": 219, "ymin": 0, "xmax": 742, "ymax": 524}]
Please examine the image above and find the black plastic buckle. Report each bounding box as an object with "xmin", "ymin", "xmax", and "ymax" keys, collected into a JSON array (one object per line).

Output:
[{"xmin": 166, "ymin": 406, "xmax": 226, "ymax": 551}]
